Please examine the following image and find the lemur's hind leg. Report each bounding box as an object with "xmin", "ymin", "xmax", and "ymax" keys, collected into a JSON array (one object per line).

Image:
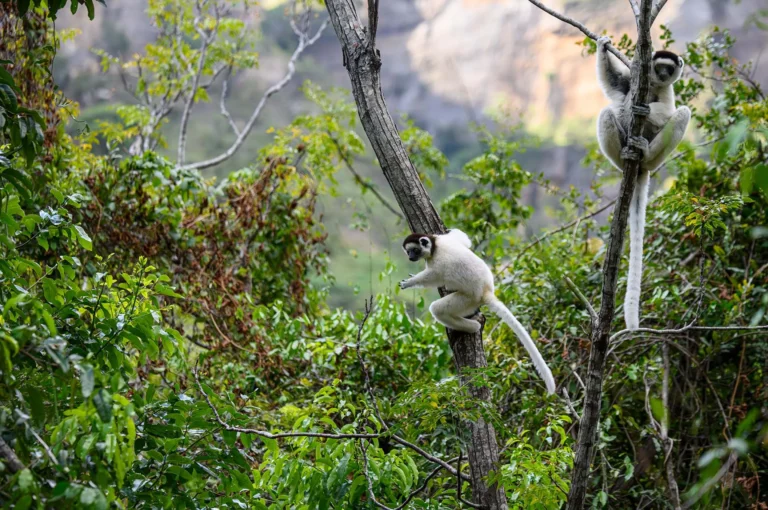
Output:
[
  {"xmin": 643, "ymin": 106, "xmax": 691, "ymax": 172},
  {"xmin": 598, "ymin": 107, "xmax": 626, "ymax": 171},
  {"xmin": 429, "ymin": 293, "xmax": 481, "ymax": 333}
]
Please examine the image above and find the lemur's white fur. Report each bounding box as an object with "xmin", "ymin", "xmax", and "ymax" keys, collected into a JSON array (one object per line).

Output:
[
  {"xmin": 400, "ymin": 229, "xmax": 556, "ymax": 394},
  {"xmin": 596, "ymin": 37, "xmax": 691, "ymax": 330}
]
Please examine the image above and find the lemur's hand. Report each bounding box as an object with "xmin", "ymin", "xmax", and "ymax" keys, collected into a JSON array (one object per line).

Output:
[
  {"xmin": 627, "ymin": 135, "xmax": 650, "ymax": 159},
  {"xmin": 399, "ymin": 278, "xmax": 412, "ymax": 290},
  {"xmin": 597, "ymin": 36, "xmax": 611, "ymax": 49}
]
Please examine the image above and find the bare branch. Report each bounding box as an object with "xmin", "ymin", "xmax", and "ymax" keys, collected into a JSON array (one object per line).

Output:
[
  {"xmin": 355, "ymin": 296, "xmax": 389, "ymax": 429},
  {"xmin": 367, "ymin": 0, "xmax": 379, "ymax": 48},
  {"xmin": 527, "ymin": 0, "xmax": 631, "ymax": 67},
  {"xmin": 219, "ymin": 67, "xmax": 240, "ymax": 136},
  {"xmin": 325, "ymin": 0, "xmax": 502, "ymax": 505},
  {"xmin": 611, "ymin": 324, "xmax": 768, "ymax": 343},
  {"xmin": 651, "ymin": 0, "xmax": 669, "ymax": 24},
  {"xmin": 628, "ymin": 0, "xmax": 641, "ymax": 18},
  {"xmin": 562, "ymin": 388, "xmax": 582, "ymax": 421},
  {"xmin": 177, "ymin": 4, "xmax": 219, "ymax": 166},
  {"xmin": 182, "ymin": 18, "xmax": 329, "ymax": 171},
  {"xmin": 564, "ymin": 276, "xmax": 597, "ymax": 325}
]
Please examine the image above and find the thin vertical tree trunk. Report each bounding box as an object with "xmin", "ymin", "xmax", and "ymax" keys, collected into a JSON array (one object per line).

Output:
[
  {"xmin": 324, "ymin": 1, "xmax": 507, "ymax": 507},
  {"xmin": 566, "ymin": 0, "xmax": 656, "ymax": 507}
]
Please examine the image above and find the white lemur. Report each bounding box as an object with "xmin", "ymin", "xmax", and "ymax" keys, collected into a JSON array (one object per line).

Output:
[
  {"xmin": 596, "ymin": 36, "xmax": 691, "ymax": 330},
  {"xmin": 399, "ymin": 229, "xmax": 556, "ymax": 394}
]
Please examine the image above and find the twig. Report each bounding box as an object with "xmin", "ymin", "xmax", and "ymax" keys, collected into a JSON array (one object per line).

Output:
[
  {"xmin": 526, "ymin": 0, "xmax": 631, "ymax": 67},
  {"xmin": 611, "ymin": 324, "xmax": 768, "ymax": 344},
  {"xmin": 196, "ymin": 362, "xmax": 467, "ymax": 479},
  {"xmin": 456, "ymin": 451, "xmax": 485, "ymax": 509},
  {"xmin": 391, "ymin": 435, "xmax": 468, "ymax": 481},
  {"xmin": 564, "ymin": 276, "xmax": 597, "ymax": 325},
  {"xmin": 219, "ymin": 67, "xmax": 240, "ymax": 136},
  {"xmin": 29, "ymin": 429, "xmax": 59, "ymax": 467},
  {"xmin": 355, "ymin": 296, "xmax": 389, "ymax": 429},
  {"xmin": 329, "ymin": 134, "xmax": 404, "ymax": 220},
  {"xmin": 359, "ymin": 439, "xmax": 395, "ymax": 510},
  {"xmin": 562, "ymin": 388, "xmax": 581, "ymax": 421}
]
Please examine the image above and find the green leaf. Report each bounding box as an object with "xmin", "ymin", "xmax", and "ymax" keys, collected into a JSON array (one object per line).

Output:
[
  {"xmin": 26, "ymin": 387, "xmax": 46, "ymax": 425},
  {"xmin": 73, "ymin": 225, "xmax": 93, "ymax": 250},
  {"xmin": 18, "ymin": 468, "xmax": 33, "ymax": 492},
  {"xmin": 80, "ymin": 364, "xmax": 95, "ymax": 398},
  {"xmin": 93, "ymin": 389, "xmax": 113, "ymax": 423},
  {"xmin": 0, "ymin": 84, "xmax": 18, "ymax": 112},
  {"xmin": 155, "ymin": 284, "xmax": 184, "ymax": 299},
  {"xmin": 42, "ymin": 278, "xmax": 58, "ymax": 304},
  {"xmin": 0, "ymin": 66, "xmax": 19, "ymax": 93},
  {"xmin": 17, "ymin": 0, "xmax": 31, "ymax": 16},
  {"xmin": 85, "ymin": 0, "xmax": 95, "ymax": 19}
]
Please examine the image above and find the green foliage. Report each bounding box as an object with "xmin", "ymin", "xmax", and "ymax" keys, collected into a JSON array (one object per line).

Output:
[
  {"xmin": 92, "ymin": 0, "xmax": 259, "ymax": 152},
  {"xmin": 11, "ymin": 0, "xmax": 106, "ymax": 20},
  {"xmin": 441, "ymin": 124, "xmax": 533, "ymax": 251}
]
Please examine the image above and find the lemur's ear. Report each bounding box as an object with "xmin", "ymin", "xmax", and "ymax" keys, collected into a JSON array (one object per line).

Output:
[{"xmin": 420, "ymin": 237, "xmax": 430, "ymax": 247}]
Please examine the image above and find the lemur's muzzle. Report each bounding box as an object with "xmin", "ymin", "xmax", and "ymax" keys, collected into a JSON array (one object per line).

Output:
[{"xmin": 407, "ymin": 249, "xmax": 420, "ymax": 261}]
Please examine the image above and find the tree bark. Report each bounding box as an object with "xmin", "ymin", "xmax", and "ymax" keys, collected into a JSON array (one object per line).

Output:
[
  {"xmin": 324, "ymin": 1, "xmax": 507, "ymax": 508},
  {"xmin": 0, "ymin": 437, "xmax": 24, "ymax": 473},
  {"xmin": 566, "ymin": 0, "xmax": 656, "ymax": 508}
]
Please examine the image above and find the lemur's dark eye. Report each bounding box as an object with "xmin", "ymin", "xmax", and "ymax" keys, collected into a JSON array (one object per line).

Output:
[{"xmin": 420, "ymin": 238, "xmax": 429, "ymax": 247}]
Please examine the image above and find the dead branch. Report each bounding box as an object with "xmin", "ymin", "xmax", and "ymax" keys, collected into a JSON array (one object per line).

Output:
[{"xmin": 182, "ymin": 15, "xmax": 329, "ymax": 171}]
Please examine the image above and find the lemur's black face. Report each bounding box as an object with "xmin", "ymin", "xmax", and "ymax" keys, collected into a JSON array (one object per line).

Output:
[
  {"xmin": 652, "ymin": 50, "xmax": 684, "ymax": 86},
  {"xmin": 402, "ymin": 234, "xmax": 433, "ymax": 261}
]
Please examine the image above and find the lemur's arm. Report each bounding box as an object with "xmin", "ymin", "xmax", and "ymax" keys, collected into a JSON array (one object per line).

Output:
[
  {"xmin": 400, "ymin": 269, "xmax": 442, "ymax": 290},
  {"xmin": 597, "ymin": 37, "xmax": 631, "ymax": 103}
]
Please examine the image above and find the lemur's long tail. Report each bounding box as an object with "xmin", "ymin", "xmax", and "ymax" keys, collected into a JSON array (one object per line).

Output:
[
  {"xmin": 625, "ymin": 170, "xmax": 651, "ymax": 330},
  {"xmin": 484, "ymin": 296, "xmax": 556, "ymax": 394}
]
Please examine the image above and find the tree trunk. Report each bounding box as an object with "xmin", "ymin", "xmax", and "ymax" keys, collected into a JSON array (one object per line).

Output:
[
  {"xmin": 324, "ymin": 1, "xmax": 508, "ymax": 507},
  {"xmin": 566, "ymin": 1, "xmax": 656, "ymax": 508}
]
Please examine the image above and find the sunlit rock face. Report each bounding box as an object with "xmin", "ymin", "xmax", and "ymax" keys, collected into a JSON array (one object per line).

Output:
[{"xmin": 374, "ymin": 0, "xmax": 766, "ymax": 139}]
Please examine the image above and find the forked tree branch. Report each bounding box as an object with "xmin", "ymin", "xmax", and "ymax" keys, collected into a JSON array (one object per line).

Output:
[
  {"xmin": 565, "ymin": 0, "xmax": 658, "ymax": 507},
  {"xmin": 181, "ymin": 16, "xmax": 329, "ymax": 171}
]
